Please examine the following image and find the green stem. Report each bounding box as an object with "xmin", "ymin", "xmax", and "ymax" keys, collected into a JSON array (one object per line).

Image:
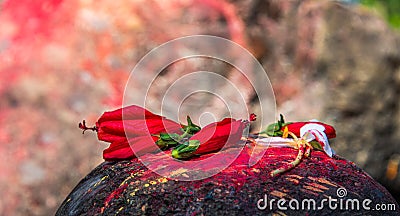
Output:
[{"xmin": 177, "ymin": 127, "xmax": 190, "ymax": 142}]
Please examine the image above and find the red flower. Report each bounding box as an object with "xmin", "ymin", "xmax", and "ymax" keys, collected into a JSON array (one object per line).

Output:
[
  {"xmin": 249, "ymin": 113, "xmax": 257, "ymax": 121},
  {"xmin": 97, "ymin": 119, "xmax": 182, "ymax": 143},
  {"xmin": 81, "ymin": 105, "xmax": 183, "ymax": 161},
  {"xmin": 193, "ymin": 118, "xmax": 246, "ymax": 154},
  {"xmin": 103, "ymin": 136, "xmax": 159, "ymax": 160},
  {"xmin": 284, "ymin": 122, "xmax": 336, "ymax": 139},
  {"xmin": 97, "ymin": 105, "xmax": 161, "ymax": 123},
  {"xmin": 172, "ymin": 118, "xmax": 247, "ymax": 159},
  {"xmin": 96, "ymin": 105, "xmax": 182, "ymax": 143}
]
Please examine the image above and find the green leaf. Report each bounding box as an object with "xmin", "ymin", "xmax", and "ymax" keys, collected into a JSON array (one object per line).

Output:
[
  {"xmin": 156, "ymin": 133, "xmax": 182, "ymax": 150},
  {"xmin": 171, "ymin": 140, "xmax": 200, "ymax": 159},
  {"xmin": 159, "ymin": 133, "xmax": 180, "ymax": 141},
  {"xmin": 259, "ymin": 114, "xmax": 289, "ymax": 137},
  {"xmin": 309, "ymin": 140, "xmax": 323, "ymax": 151},
  {"xmin": 185, "ymin": 116, "xmax": 201, "ymax": 135}
]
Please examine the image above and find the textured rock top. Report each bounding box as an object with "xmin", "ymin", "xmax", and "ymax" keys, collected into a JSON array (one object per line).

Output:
[{"xmin": 57, "ymin": 146, "xmax": 399, "ymax": 215}]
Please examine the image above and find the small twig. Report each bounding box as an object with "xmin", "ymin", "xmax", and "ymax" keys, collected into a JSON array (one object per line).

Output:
[
  {"xmin": 270, "ymin": 144, "xmax": 305, "ymax": 177},
  {"xmin": 270, "ymin": 130, "xmax": 312, "ymax": 177},
  {"xmin": 304, "ymin": 145, "xmax": 312, "ymax": 158}
]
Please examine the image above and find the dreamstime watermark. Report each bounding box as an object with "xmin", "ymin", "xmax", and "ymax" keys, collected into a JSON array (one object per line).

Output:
[
  {"xmin": 123, "ymin": 35, "xmax": 276, "ymax": 181},
  {"xmin": 257, "ymin": 187, "xmax": 397, "ymax": 212}
]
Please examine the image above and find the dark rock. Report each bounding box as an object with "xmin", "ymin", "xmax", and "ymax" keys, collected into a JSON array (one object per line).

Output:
[{"xmin": 57, "ymin": 146, "xmax": 399, "ymax": 215}]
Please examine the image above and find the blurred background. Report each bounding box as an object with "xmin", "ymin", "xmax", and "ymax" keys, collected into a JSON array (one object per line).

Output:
[{"xmin": 0, "ymin": 0, "xmax": 399, "ymax": 215}]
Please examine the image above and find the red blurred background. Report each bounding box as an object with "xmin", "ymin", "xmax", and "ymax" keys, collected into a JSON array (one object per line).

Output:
[{"xmin": 1, "ymin": 0, "xmax": 399, "ymax": 215}]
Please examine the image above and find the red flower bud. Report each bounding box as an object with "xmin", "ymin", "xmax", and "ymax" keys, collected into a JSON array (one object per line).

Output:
[
  {"xmin": 95, "ymin": 105, "xmax": 182, "ymax": 143},
  {"xmin": 96, "ymin": 119, "xmax": 182, "ymax": 143},
  {"xmin": 284, "ymin": 122, "xmax": 336, "ymax": 139},
  {"xmin": 191, "ymin": 118, "xmax": 247, "ymax": 155},
  {"xmin": 85, "ymin": 105, "xmax": 183, "ymax": 161},
  {"xmin": 103, "ymin": 136, "xmax": 159, "ymax": 160},
  {"xmin": 249, "ymin": 113, "xmax": 257, "ymax": 121},
  {"xmin": 97, "ymin": 105, "xmax": 161, "ymax": 123}
]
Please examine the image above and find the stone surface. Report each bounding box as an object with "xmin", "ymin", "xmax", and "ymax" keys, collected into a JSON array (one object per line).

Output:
[{"xmin": 57, "ymin": 146, "xmax": 399, "ymax": 215}]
